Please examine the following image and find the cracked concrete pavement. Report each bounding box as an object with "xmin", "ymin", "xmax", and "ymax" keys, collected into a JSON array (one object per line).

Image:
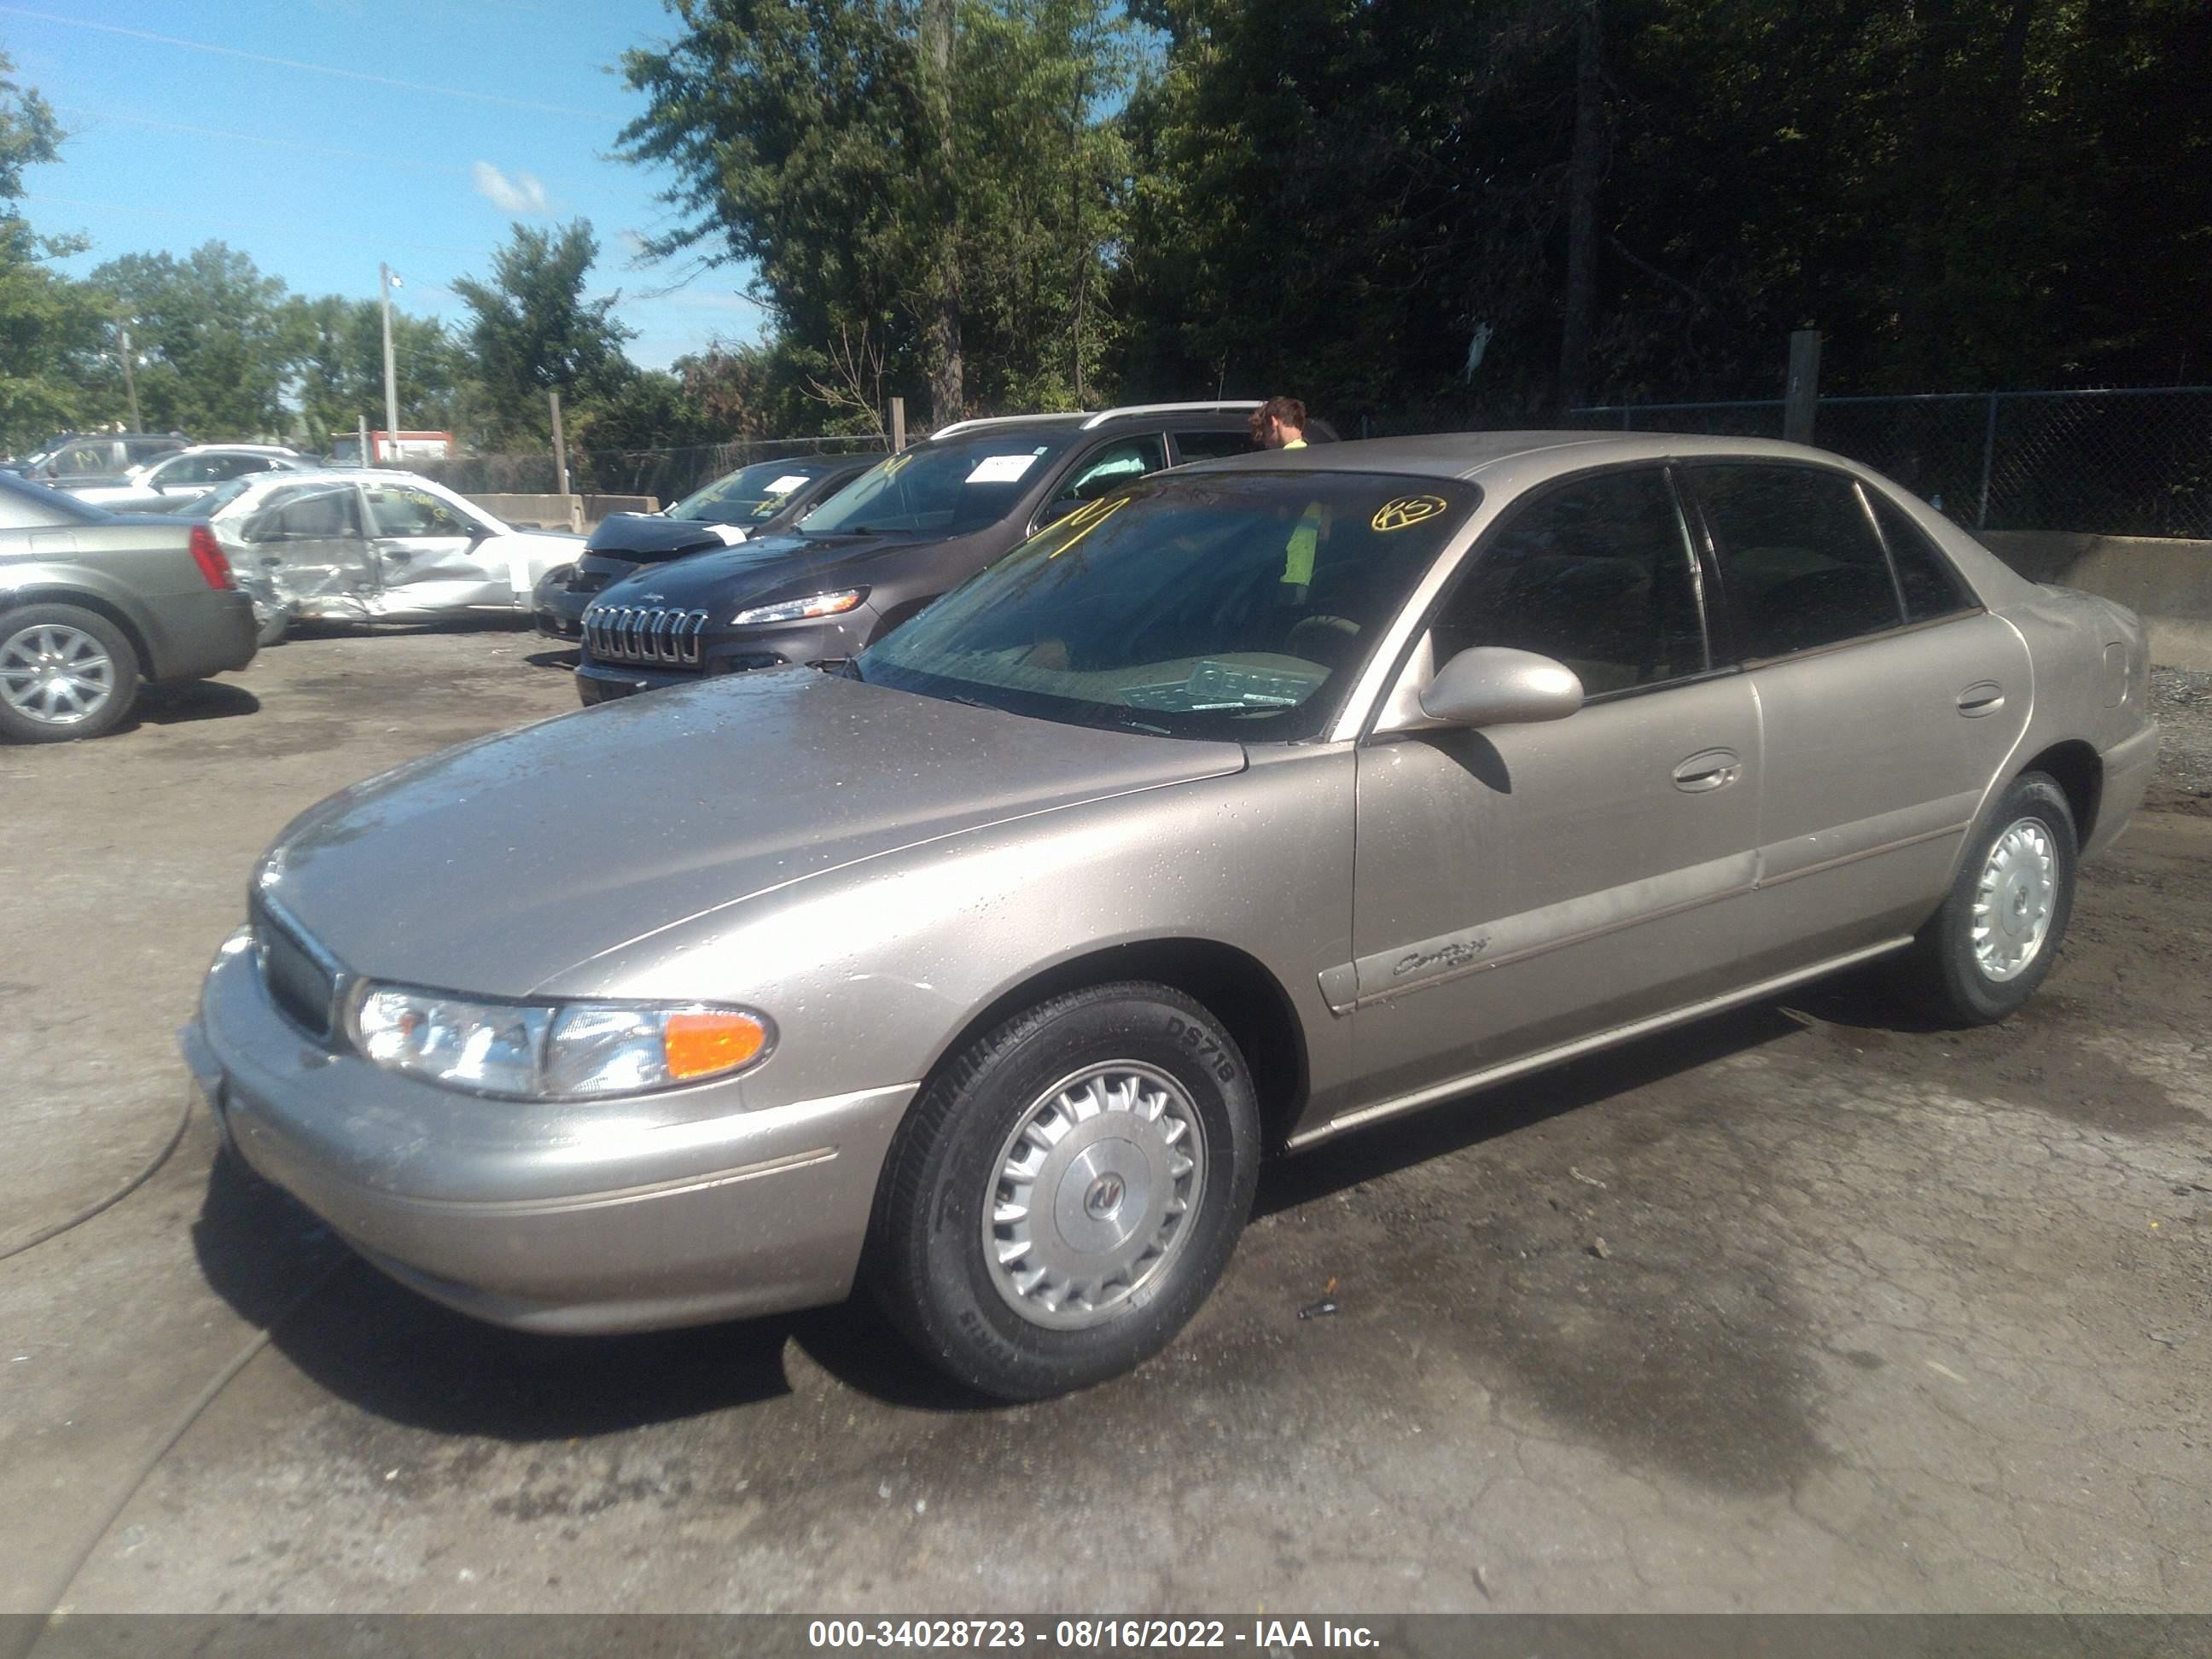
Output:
[{"xmin": 3, "ymin": 626, "xmax": 2208, "ymax": 1617}]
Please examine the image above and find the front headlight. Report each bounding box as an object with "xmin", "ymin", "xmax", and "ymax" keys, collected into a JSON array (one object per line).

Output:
[
  {"xmin": 346, "ymin": 983, "xmax": 772, "ymax": 1100},
  {"xmin": 731, "ymin": 588, "xmax": 866, "ymax": 626}
]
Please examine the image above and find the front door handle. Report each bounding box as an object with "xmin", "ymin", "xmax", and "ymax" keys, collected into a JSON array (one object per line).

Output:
[
  {"xmin": 1957, "ymin": 681, "xmax": 2005, "ymax": 717},
  {"xmin": 1673, "ymin": 748, "xmax": 1742, "ymax": 793}
]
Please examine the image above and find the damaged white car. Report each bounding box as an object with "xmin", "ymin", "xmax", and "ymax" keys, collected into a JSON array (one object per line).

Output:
[{"xmin": 195, "ymin": 469, "xmax": 584, "ymax": 644}]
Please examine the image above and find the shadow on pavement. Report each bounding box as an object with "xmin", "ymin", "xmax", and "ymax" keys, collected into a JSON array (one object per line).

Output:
[
  {"xmin": 523, "ymin": 647, "xmax": 580, "ymax": 671},
  {"xmin": 191, "ymin": 1150, "xmax": 986, "ymax": 1438},
  {"xmin": 1259, "ymin": 998, "xmax": 1806, "ymax": 1215},
  {"xmin": 125, "ymin": 680, "xmax": 261, "ymax": 729}
]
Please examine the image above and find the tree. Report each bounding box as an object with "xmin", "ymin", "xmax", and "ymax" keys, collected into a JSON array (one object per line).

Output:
[
  {"xmin": 619, "ymin": 0, "xmax": 1138, "ymax": 428},
  {"xmin": 0, "ymin": 49, "xmax": 111, "ymax": 452},
  {"xmin": 279, "ymin": 294, "xmax": 465, "ymax": 450},
  {"xmin": 83, "ymin": 243, "xmax": 292, "ymax": 437},
  {"xmin": 451, "ymin": 219, "xmax": 636, "ymax": 448}
]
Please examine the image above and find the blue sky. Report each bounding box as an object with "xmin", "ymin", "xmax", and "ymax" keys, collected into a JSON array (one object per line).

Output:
[{"xmin": 5, "ymin": 0, "xmax": 764, "ymax": 370}]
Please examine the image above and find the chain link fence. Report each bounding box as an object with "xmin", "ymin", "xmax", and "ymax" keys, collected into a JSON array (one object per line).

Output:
[
  {"xmin": 404, "ymin": 434, "xmax": 889, "ymax": 505},
  {"xmin": 1565, "ymin": 387, "xmax": 2212, "ymax": 538}
]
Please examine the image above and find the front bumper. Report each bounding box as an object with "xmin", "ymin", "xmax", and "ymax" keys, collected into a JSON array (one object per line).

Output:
[{"xmin": 184, "ymin": 940, "xmax": 914, "ymax": 1334}]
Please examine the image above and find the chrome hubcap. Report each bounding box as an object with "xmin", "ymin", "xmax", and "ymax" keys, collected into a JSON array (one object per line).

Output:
[
  {"xmin": 0, "ymin": 624, "xmax": 114, "ymax": 725},
  {"xmin": 1971, "ymin": 817, "xmax": 2057, "ymax": 981},
  {"xmin": 984, "ymin": 1062, "xmax": 1206, "ymax": 1330}
]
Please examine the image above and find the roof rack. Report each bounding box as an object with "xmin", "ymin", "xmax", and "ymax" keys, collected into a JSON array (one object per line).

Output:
[
  {"xmin": 927, "ymin": 412, "xmax": 1086, "ymax": 441},
  {"xmin": 928, "ymin": 400, "xmax": 1266, "ymax": 441},
  {"xmin": 1080, "ymin": 400, "xmax": 1262, "ymax": 429}
]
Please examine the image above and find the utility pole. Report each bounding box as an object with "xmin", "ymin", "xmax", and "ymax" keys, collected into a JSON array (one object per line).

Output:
[
  {"xmin": 1784, "ymin": 329, "xmax": 1822, "ymax": 444},
  {"xmin": 889, "ymin": 396, "xmax": 906, "ymax": 453},
  {"xmin": 115, "ymin": 322, "xmax": 142, "ymax": 429},
  {"xmin": 378, "ymin": 263, "xmax": 402, "ymax": 464},
  {"xmin": 550, "ymin": 389, "xmax": 576, "ymax": 530}
]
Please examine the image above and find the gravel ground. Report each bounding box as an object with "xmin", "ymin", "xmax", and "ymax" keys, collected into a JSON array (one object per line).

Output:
[
  {"xmin": 2148, "ymin": 667, "xmax": 2212, "ymax": 813},
  {"xmin": 4, "ymin": 630, "xmax": 2210, "ymax": 1619}
]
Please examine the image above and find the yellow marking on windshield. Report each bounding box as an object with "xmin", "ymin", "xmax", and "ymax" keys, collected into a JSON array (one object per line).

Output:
[
  {"xmin": 1372, "ymin": 494, "xmax": 1448, "ymax": 532},
  {"xmin": 878, "ymin": 451, "xmax": 914, "ymax": 479},
  {"xmin": 1046, "ymin": 495, "xmax": 1130, "ymax": 557}
]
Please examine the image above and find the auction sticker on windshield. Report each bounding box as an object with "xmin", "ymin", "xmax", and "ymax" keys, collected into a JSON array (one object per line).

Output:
[{"xmin": 966, "ymin": 453, "xmax": 1040, "ymax": 484}]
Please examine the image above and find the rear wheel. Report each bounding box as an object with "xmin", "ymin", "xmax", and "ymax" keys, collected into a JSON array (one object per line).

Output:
[
  {"xmin": 868, "ymin": 982, "xmax": 1261, "ymax": 1400},
  {"xmin": 1901, "ymin": 771, "xmax": 2078, "ymax": 1024},
  {"xmin": 0, "ymin": 604, "xmax": 140, "ymax": 743}
]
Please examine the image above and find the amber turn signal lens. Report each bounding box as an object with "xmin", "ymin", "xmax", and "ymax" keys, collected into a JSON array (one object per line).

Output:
[{"xmin": 662, "ymin": 1010, "xmax": 769, "ymax": 1079}]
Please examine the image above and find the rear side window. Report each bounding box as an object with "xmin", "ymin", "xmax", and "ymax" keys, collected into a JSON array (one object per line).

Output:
[
  {"xmin": 1433, "ymin": 468, "xmax": 1707, "ymax": 695},
  {"xmin": 1691, "ymin": 465, "xmax": 1902, "ymax": 659},
  {"xmin": 1172, "ymin": 430, "xmax": 1259, "ymax": 463},
  {"xmin": 1870, "ymin": 495, "xmax": 1974, "ymax": 621}
]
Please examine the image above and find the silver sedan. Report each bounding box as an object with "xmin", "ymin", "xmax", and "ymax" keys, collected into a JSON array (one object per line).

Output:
[{"xmin": 185, "ymin": 433, "xmax": 2157, "ymax": 1400}]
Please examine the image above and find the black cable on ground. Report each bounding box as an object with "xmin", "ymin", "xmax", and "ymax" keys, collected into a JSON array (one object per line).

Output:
[{"xmin": 0, "ymin": 1091, "xmax": 194, "ymax": 1263}]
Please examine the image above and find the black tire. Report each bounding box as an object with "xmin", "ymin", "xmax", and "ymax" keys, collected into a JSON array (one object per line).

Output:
[
  {"xmin": 0, "ymin": 603, "xmax": 141, "ymax": 743},
  {"xmin": 868, "ymin": 981, "xmax": 1262, "ymax": 1401},
  {"xmin": 1900, "ymin": 771, "xmax": 2078, "ymax": 1025}
]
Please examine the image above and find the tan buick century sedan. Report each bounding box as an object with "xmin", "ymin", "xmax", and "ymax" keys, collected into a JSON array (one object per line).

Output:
[{"xmin": 185, "ymin": 433, "xmax": 2157, "ymax": 1399}]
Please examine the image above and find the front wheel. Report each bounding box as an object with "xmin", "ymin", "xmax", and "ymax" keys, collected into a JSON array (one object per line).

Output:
[
  {"xmin": 1900, "ymin": 771, "xmax": 2078, "ymax": 1024},
  {"xmin": 868, "ymin": 982, "xmax": 1261, "ymax": 1400}
]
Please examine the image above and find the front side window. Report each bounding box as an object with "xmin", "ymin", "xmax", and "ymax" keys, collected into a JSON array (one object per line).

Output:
[
  {"xmin": 1691, "ymin": 464, "xmax": 1902, "ymax": 660},
  {"xmin": 1430, "ymin": 469, "xmax": 1706, "ymax": 696},
  {"xmin": 803, "ymin": 428, "xmax": 1079, "ymax": 538},
  {"xmin": 364, "ymin": 485, "xmax": 477, "ymax": 538},
  {"xmin": 860, "ymin": 472, "xmax": 1478, "ymax": 741},
  {"xmin": 1051, "ymin": 434, "xmax": 1169, "ymax": 509}
]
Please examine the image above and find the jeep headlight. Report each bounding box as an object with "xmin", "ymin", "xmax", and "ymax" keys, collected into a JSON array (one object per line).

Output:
[
  {"xmin": 346, "ymin": 983, "xmax": 772, "ymax": 1099},
  {"xmin": 731, "ymin": 588, "xmax": 865, "ymax": 626}
]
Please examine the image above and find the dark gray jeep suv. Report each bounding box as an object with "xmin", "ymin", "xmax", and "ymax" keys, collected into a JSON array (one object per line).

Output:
[{"xmin": 573, "ymin": 404, "xmax": 1308, "ymax": 703}]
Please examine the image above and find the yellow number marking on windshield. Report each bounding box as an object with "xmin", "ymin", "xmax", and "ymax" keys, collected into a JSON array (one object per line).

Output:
[{"xmin": 1372, "ymin": 494, "xmax": 1448, "ymax": 532}]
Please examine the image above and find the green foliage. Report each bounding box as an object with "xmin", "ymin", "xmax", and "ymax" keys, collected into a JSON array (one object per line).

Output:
[
  {"xmin": 82, "ymin": 243, "xmax": 294, "ymax": 437},
  {"xmin": 451, "ymin": 220, "xmax": 638, "ymax": 447},
  {"xmin": 620, "ymin": 0, "xmax": 1139, "ymax": 427},
  {"xmin": 0, "ymin": 49, "xmax": 109, "ymax": 452},
  {"xmin": 279, "ymin": 294, "xmax": 467, "ymax": 451},
  {"xmin": 1118, "ymin": 0, "xmax": 2212, "ymax": 416}
]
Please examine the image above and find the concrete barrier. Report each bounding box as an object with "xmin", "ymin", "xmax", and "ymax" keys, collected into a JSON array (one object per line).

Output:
[
  {"xmin": 468, "ymin": 492, "xmax": 660, "ymax": 533},
  {"xmin": 1978, "ymin": 530, "xmax": 2212, "ymax": 671}
]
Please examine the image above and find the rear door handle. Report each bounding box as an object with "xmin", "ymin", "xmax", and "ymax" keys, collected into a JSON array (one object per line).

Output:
[
  {"xmin": 1958, "ymin": 681, "xmax": 2005, "ymax": 716},
  {"xmin": 1673, "ymin": 748, "xmax": 1743, "ymax": 793}
]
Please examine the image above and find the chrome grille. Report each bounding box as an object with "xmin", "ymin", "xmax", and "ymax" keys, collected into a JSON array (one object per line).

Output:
[
  {"xmin": 253, "ymin": 900, "xmax": 336, "ymax": 1039},
  {"xmin": 583, "ymin": 604, "xmax": 710, "ymax": 667}
]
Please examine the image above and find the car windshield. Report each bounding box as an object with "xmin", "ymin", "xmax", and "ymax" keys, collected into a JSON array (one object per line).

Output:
[
  {"xmin": 667, "ymin": 457, "xmax": 843, "ymax": 525},
  {"xmin": 801, "ymin": 428, "xmax": 1079, "ymax": 538},
  {"xmin": 859, "ymin": 470, "xmax": 1478, "ymax": 742}
]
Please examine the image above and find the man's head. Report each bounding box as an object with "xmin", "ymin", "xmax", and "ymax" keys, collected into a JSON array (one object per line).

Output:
[{"xmin": 1249, "ymin": 396, "xmax": 1307, "ymax": 449}]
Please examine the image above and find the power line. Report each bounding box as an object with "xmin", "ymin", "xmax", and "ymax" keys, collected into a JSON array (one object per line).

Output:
[
  {"xmin": 55, "ymin": 108, "xmax": 474, "ymax": 177},
  {"xmin": 0, "ymin": 6, "xmax": 619, "ymax": 120}
]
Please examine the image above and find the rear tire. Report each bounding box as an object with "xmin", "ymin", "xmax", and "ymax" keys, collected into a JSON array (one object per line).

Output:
[
  {"xmin": 868, "ymin": 982, "xmax": 1261, "ymax": 1401},
  {"xmin": 1900, "ymin": 771, "xmax": 2077, "ymax": 1025},
  {"xmin": 0, "ymin": 604, "xmax": 141, "ymax": 743}
]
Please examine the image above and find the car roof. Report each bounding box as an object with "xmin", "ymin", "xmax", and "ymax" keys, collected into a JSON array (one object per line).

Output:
[
  {"xmin": 174, "ymin": 443, "xmax": 302, "ymax": 457},
  {"xmin": 928, "ymin": 401, "xmax": 1271, "ymax": 443},
  {"xmin": 1175, "ymin": 429, "xmax": 1903, "ymax": 481}
]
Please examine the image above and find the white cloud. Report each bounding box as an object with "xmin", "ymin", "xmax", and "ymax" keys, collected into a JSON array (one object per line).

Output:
[{"xmin": 471, "ymin": 161, "xmax": 548, "ymax": 216}]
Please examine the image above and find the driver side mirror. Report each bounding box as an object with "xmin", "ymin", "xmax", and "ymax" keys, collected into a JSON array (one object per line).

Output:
[
  {"xmin": 1035, "ymin": 495, "xmax": 1089, "ymax": 530},
  {"xmin": 1410, "ymin": 645, "xmax": 1584, "ymax": 731}
]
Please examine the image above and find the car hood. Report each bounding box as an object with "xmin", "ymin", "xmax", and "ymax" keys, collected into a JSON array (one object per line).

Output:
[
  {"xmin": 595, "ymin": 532, "xmax": 915, "ymax": 608},
  {"xmin": 258, "ymin": 667, "xmax": 1244, "ymax": 998},
  {"xmin": 583, "ymin": 511, "xmax": 742, "ymax": 560}
]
